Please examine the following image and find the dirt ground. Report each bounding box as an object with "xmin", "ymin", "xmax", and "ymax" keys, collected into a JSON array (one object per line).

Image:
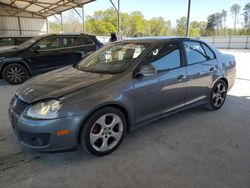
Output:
[{"xmin": 0, "ymin": 49, "xmax": 250, "ymax": 188}]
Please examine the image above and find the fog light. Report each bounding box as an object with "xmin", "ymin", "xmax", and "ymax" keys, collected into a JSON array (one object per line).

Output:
[{"xmin": 56, "ymin": 129, "xmax": 71, "ymax": 136}]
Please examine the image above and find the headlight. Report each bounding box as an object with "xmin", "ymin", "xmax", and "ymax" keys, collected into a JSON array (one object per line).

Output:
[{"xmin": 26, "ymin": 100, "xmax": 62, "ymax": 119}]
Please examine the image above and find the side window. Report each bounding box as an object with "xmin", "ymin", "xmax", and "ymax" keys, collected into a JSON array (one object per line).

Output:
[
  {"xmin": 63, "ymin": 36, "xmax": 82, "ymax": 47},
  {"xmin": 201, "ymin": 43, "xmax": 215, "ymax": 60},
  {"xmin": 184, "ymin": 41, "xmax": 207, "ymax": 65},
  {"xmin": 0, "ymin": 38, "xmax": 15, "ymax": 46},
  {"xmin": 143, "ymin": 42, "xmax": 181, "ymax": 72},
  {"xmin": 82, "ymin": 37, "xmax": 94, "ymax": 45},
  {"xmin": 35, "ymin": 37, "xmax": 59, "ymax": 50}
]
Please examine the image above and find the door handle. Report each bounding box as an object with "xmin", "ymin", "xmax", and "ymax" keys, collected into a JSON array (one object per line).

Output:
[{"xmin": 177, "ymin": 74, "xmax": 185, "ymax": 81}]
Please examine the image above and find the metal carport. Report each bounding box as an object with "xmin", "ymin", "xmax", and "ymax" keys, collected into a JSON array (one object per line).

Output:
[
  {"xmin": 0, "ymin": 0, "xmax": 191, "ymax": 36},
  {"xmin": 0, "ymin": 0, "xmax": 123, "ymax": 36}
]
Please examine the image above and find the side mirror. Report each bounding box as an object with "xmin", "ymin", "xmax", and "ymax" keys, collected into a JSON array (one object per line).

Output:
[{"xmin": 136, "ymin": 64, "xmax": 157, "ymax": 78}]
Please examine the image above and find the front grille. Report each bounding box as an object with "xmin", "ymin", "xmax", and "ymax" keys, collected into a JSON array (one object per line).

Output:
[
  {"xmin": 19, "ymin": 131, "xmax": 50, "ymax": 147},
  {"xmin": 10, "ymin": 95, "xmax": 29, "ymax": 115}
]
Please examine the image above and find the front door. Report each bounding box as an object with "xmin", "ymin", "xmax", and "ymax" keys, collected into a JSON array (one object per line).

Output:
[
  {"xmin": 27, "ymin": 36, "xmax": 62, "ymax": 74},
  {"xmin": 133, "ymin": 42, "xmax": 187, "ymax": 124}
]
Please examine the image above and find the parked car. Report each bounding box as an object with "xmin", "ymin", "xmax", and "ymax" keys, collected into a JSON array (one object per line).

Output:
[
  {"xmin": 9, "ymin": 37, "xmax": 236, "ymax": 156},
  {"xmin": 0, "ymin": 36, "xmax": 32, "ymax": 51},
  {"xmin": 0, "ymin": 33, "xmax": 103, "ymax": 84}
]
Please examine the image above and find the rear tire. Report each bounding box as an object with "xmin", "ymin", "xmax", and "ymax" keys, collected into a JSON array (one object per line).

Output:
[
  {"xmin": 207, "ymin": 79, "xmax": 227, "ymax": 110},
  {"xmin": 80, "ymin": 107, "xmax": 127, "ymax": 156},
  {"xmin": 3, "ymin": 63, "xmax": 28, "ymax": 84}
]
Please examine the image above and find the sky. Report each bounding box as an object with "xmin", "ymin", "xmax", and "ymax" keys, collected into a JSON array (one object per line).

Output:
[
  {"xmin": 49, "ymin": 0, "xmax": 249, "ymax": 28},
  {"xmin": 82, "ymin": 0, "xmax": 248, "ymax": 28}
]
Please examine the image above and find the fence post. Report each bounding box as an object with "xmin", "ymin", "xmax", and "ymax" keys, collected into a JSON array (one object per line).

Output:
[
  {"xmin": 246, "ymin": 35, "xmax": 249, "ymax": 49},
  {"xmin": 228, "ymin": 36, "xmax": 231, "ymax": 49}
]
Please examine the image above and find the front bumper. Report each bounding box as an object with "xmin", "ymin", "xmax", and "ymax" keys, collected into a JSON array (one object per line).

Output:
[{"xmin": 9, "ymin": 109, "xmax": 83, "ymax": 151}]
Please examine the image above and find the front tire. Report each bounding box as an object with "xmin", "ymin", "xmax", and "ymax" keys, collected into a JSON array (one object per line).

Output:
[
  {"xmin": 207, "ymin": 79, "xmax": 227, "ymax": 110},
  {"xmin": 3, "ymin": 63, "xmax": 28, "ymax": 84},
  {"xmin": 80, "ymin": 107, "xmax": 127, "ymax": 156}
]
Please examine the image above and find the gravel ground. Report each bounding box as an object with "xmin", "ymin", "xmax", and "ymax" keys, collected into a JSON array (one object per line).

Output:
[{"xmin": 0, "ymin": 49, "xmax": 250, "ymax": 188}]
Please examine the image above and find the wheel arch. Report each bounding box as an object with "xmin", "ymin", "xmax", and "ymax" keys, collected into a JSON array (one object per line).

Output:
[
  {"xmin": 0, "ymin": 61, "xmax": 31, "ymax": 78},
  {"xmin": 212, "ymin": 77, "xmax": 229, "ymax": 89},
  {"xmin": 77, "ymin": 102, "xmax": 130, "ymax": 144}
]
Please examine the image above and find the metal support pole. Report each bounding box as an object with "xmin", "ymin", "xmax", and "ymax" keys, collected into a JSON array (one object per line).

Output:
[
  {"xmin": 109, "ymin": 0, "xmax": 121, "ymax": 37},
  {"xmin": 82, "ymin": 5, "xmax": 85, "ymax": 33},
  {"xmin": 46, "ymin": 17, "xmax": 50, "ymax": 34},
  {"xmin": 73, "ymin": 7, "xmax": 85, "ymax": 33},
  {"xmin": 185, "ymin": 0, "xmax": 191, "ymax": 37},
  {"xmin": 60, "ymin": 12, "xmax": 64, "ymax": 33},
  {"xmin": 118, "ymin": 0, "xmax": 120, "ymax": 37},
  {"xmin": 17, "ymin": 17, "xmax": 22, "ymax": 35}
]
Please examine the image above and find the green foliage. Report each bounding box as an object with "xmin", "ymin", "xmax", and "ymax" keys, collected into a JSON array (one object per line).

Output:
[
  {"xmin": 176, "ymin": 17, "xmax": 186, "ymax": 36},
  {"xmin": 49, "ymin": 21, "xmax": 61, "ymax": 33},
  {"xmin": 49, "ymin": 3, "xmax": 250, "ymax": 37}
]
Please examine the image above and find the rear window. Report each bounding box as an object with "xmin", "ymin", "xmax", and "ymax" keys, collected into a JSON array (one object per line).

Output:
[
  {"xmin": 184, "ymin": 41, "xmax": 207, "ymax": 65},
  {"xmin": 15, "ymin": 37, "xmax": 31, "ymax": 45},
  {"xmin": 202, "ymin": 43, "xmax": 215, "ymax": 60},
  {"xmin": 63, "ymin": 36, "xmax": 94, "ymax": 47},
  {"xmin": 82, "ymin": 37, "xmax": 94, "ymax": 45}
]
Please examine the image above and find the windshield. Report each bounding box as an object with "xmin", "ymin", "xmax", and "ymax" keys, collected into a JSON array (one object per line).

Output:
[
  {"xmin": 77, "ymin": 42, "xmax": 149, "ymax": 74},
  {"xmin": 14, "ymin": 36, "xmax": 44, "ymax": 49}
]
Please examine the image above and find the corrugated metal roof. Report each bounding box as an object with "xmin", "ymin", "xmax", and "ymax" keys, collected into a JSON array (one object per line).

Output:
[{"xmin": 0, "ymin": 0, "xmax": 95, "ymax": 18}]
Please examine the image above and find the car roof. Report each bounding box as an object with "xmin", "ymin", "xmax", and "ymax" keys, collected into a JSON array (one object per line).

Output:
[{"xmin": 120, "ymin": 36, "xmax": 202, "ymax": 43}]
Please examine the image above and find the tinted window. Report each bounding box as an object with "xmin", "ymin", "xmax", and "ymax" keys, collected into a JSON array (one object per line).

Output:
[
  {"xmin": 144, "ymin": 43, "xmax": 181, "ymax": 71},
  {"xmin": 35, "ymin": 37, "xmax": 59, "ymax": 50},
  {"xmin": 15, "ymin": 37, "xmax": 31, "ymax": 45},
  {"xmin": 82, "ymin": 37, "xmax": 94, "ymax": 45},
  {"xmin": 0, "ymin": 38, "xmax": 15, "ymax": 46},
  {"xmin": 63, "ymin": 36, "xmax": 83, "ymax": 47},
  {"xmin": 184, "ymin": 41, "xmax": 207, "ymax": 65},
  {"xmin": 202, "ymin": 43, "xmax": 215, "ymax": 60}
]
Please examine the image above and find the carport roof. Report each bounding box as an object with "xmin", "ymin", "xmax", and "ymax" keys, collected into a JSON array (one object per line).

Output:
[{"xmin": 0, "ymin": 0, "xmax": 95, "ymax": 18}]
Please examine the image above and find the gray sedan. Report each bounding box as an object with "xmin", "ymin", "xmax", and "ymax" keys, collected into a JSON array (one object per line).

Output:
[{"xmin": 9, "ymin": 37, "xmax": 236, "ymax": 156}]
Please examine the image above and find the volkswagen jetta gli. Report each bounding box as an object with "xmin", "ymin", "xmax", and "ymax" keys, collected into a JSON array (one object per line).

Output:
[{"xmin": 9, "ymin": 37, "xmax": 236, "ymax": 156}]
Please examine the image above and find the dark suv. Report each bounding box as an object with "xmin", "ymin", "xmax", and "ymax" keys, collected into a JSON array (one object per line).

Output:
[{"xmin": 0, "ymin": 33, "xmax": 103, "ymax": 84}]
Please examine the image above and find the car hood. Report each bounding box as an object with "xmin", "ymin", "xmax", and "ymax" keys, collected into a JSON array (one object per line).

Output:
[
  {"xmin": 17, "ymin": 66, "xmax": 113, "ymax": 104},
  {"xmin": 0, "ymin": 47, "xmax": 22, "ymax": 57}
]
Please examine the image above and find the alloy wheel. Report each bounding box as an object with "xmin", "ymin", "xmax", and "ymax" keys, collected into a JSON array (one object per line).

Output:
[
  {"xmin": 212, "ymin": 82, "xmax": 227, "ymax": 108},
  {"xmin": 6, "ymin": 66, "xmax": 25, "ymax": 84},
  {"xmin": 89, "ymin": 113, "xmax": 123, "ymax": 152}
]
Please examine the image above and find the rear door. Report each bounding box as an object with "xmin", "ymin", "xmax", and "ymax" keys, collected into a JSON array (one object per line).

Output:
[
  {"xmin": 60, "ymin": 36, "xmax": 96, "ymax": 66},
  {"xmin": 183, "ymin": 40, "xmax": 217, "ymax": 105}
]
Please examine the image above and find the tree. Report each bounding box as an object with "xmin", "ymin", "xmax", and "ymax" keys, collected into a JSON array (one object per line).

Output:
[
  {"xmin": 129, "ymin": 11, "xmax": 146, "ymax": 37},
  {"xmin": 243, "ymin": 3, "xmax": 250, "ymax": 34},
  {"xmin": 230, "ymin": 4, "xmax": 241, "ymax": 35},
  {"xmin": 49, "ymin": 21, "xmax": 61, "ymax": 33},
  {"xmin": 206, "ymin": 13, "xmax": 223, "ymax": 36},
  {"xmin": 221, "ymin": 9, "xmax": 227, "ymax": 34},
  {"xmin": 189, "ymin": 21, "xmax": 207, "ymax": 37},
  {"xmin": 148, "ymin": 17, "xmax": 168, "ymax": 36},
  {"xmin": 176, "ymin": 17, "xmax": 186, "ymax": 36}
]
